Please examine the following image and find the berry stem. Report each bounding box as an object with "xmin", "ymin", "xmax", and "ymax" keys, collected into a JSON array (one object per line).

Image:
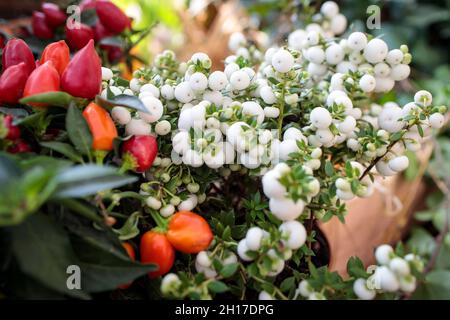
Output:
[{"xmin": 277, "ymin": 77, "xmax": 287, "ymax": 138}]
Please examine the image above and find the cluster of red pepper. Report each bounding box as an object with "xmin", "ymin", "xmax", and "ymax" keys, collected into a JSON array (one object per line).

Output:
[
  {"xmin": 31, "ymin": 0, "xmax": 131, "ymax": 63},
  {"xmin": 0, "ymin": 37, "xmax": 102, "ymax": 104},
  {"xmin": 122, "ymin": 211, "xmax": 213, "ymax": 284},
  {"xmin": 0, "ymin": 35, "xmax": 158, "ymax": 173}
]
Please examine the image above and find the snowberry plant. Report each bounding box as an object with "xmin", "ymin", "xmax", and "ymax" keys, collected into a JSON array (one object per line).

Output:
[{"xmin": 99, "ymin": 1, "xmax": 447, "ymax": 300}]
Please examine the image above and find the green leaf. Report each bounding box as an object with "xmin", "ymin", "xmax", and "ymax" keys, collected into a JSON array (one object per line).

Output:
[
  {"xmin": 324, "ymin": 160, "xmax": 334, "ymax": 177},
  {"xmin": 417, "ymin": 270, "xmax": 450, "ymax": 299},
  {"xmin": 345, "ymin": 161, "xmax": 353, "ymax": 178},
  {"xmin": 11, "ymin": 214, "xmax": 89, "ymax": 299},
  {"xmin": 280, "ymin": 276, "xmax": 296, "ymax": 292},
  {"xmin": 66, "ymin": 104, "xmax": 93, "ymax": 157},
  {"xmin": 40, "ymin": 141, "xmax": 83, "ymax": 163},
  {"xmin": 407, "ymin": 227, "xmax": 436, "ymax": 256},
  {"xmin": 53, "ymin": 207, "xmax": 157, "ymax": 292},
  {"xmin": 390, "ymin": 131, "xmax": 403, "ymax": 142},
  {"xmin": 0, "ymin": 166, "xmax": 59, "ymax": 226},
  {"xmin": 71, "ymin": 234, "xmax": 156, "ymax": 292},
  {"xmin": 220, "ymin": 263, "xmax": 238, "ymax": 278},
  {"xmin": 96, "ymin": 94, "xmax": 149, "ymax": 113},
  {"xmin": 20, "ymin": 91, "xmax": 81, "ymax": 108},
  {"xmin": 113, "ymin": 212, "xmax": 141, "ymax": 240},
  {"xmin": 268, "ymin": 77, "xmax": 279, "ymax": 85},
  {"xmin": 52, "ymin": 165, "xmax": 137, "ymax": 198},
  {"xmin": 346, "ymin": 257, "xmax": 367, "ymax": 278},
  {"xmin": 207, "ymin": 280, "xmax": 229, "ymax": 293}
]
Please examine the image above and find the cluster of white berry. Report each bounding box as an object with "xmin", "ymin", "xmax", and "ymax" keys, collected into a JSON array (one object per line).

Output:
[
  {"xmin": 141, "ymin": 170, "xmax": 206, "ymax": 217},
  {"xmin": 288, "ymin": 1, "xmax": 347, "ymax": 52},
  {"xmin": 353, "ymin": 244, "xmax": 423, "ymax": 300},
  {"xmin": 237, "ymin": 220, "xmax": 307, "ymax": 277},
  {"xmin": 262, "ymin": 162, "xmax": 320, "ymax": 220},
  {"xmin": 195, "ymin": 250, "xmax": 238, "ymax": 279},
  {"xmin": 101, "ymin": 66, "xmax": 172, "ymax": 137}
]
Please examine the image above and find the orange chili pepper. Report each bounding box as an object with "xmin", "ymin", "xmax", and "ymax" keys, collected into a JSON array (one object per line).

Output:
[
  {"xmin": 40, "ymin": 40, "xmax": 70, "ymax": 76},
  {"xmin": 82, "ymin": 102, "xmax": 118, "ymax": 151}
]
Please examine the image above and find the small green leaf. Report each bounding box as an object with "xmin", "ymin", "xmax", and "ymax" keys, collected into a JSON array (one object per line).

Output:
[
  {"xmin": 220, "ymin": 263, "xmax": 238, "ymax": 278},
  {"xmin": 347, "ymin": 257, "xmax": 367, "ymax": 278},
  {"xmin": 66, "ymin": 104, "xmax": 93, "ymax": 156},
  {"xmin": 268, "ymin": 77, "xmax": 279, "ymax": 85},
  {"xmin": 207, "ymin": 280, "xmax": 229, "ymax": 293},
  {"xmin": 96, "ymin": 94, "xmax": 149, "ymax": 113},
  {"xmin": 280, "ymin": 276, "xmax": 296, "ymax": 292},
  {"xmin": 390, "ymin": 131, "xmax": 403, "ymax": 142},
  {"xmin": 325, "ymin": 160, "xmax": 334, "ymax": 176},
  {"xmin": 20, "ymin": 91, "xmax": 81, "ymax": 108},
  {"xmin": 113, "ymin": 212, "xmax": 141, "ymax": 240},
  {"xmin": 345, "ymin": 161, "xmax": 353, "ymax": 178}
]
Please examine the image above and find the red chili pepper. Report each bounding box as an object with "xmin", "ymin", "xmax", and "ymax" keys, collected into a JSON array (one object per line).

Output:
[
  {"xmin": 32, "ymin": 11, "xmax": 54, "ymax": 40},
  {"xmin": 166, "ymin": 211, "xmax": 214, "ymax": 254},
  {"xmin": 23, "ymin": 61, "xmax": 60, "ymax": 108},
  {"xmin": 94, "ymin": 21, "xmax": 113, "ymax": 42},
  {"xmin": 140, "ymin": 231, "xmax": 175, "ymax": 278},
  {"xmin": 0, "ymin": 34, "xmax": 5, "ymax": 49},
  {"xmin": 100, "ymin": 44, "xmax": 123, "ymax": 63},
  {"xmin": 79, "ymin": 0, "xmax": 97, "ymax": 11},
  {"xmin": 82, "ymin": 102, "xmax": 118, "ymax": 151},
  {"xmin": 61, "ymin": 39, "xmax": 102, "ymax": 99},
  {"xmin": 2, "ymin": 39, "xmax": 36, "ymax": 76},
  {"xmin": 2, "ymin": 115, "xmax": 21, "ymax": 140},
  {"xmin": 119, "ymin": 242, "xmax": 136, "ymax": 289},
  {"xmin": 0, "ymin": 63, "xmax": 29, "ymax": 104},
  {"xmin": 40, "ymin": 41, "xmax": 70, "ymax": 76},
  {"xmin": 42, "ymin": 3, "xmax": 67, "ymax": 28},
  {"xmin": 95, "ymin": 0, "xmax": 131, "ymax": 34},
  {"xmin": 7, "ymin": 139, "xmax": 32, "ymax": 154},
  {"xmin": 65, "ymin": 23, "xmax": 95, "ymax": 51},
  {"xmin": 121, "ymin": 135, "xmax": 158, "ymax": 172}
]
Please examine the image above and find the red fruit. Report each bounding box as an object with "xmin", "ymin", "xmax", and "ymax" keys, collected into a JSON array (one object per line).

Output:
[
  {"xmin": 61, "ymin": 40, "xmax": 102, "ymax": 99},
  {"xmin": 79, "ymin": 0, "xmax": 97, "ymax": 11},
  {"xmin": 23, "ymin": 61, "xmax": 60, "ymax": 108},
  {"xmin": 94, "ymin": 21, "xmax": 113, "ymax": 42},
  {"xmin": 2, "ymin": 39, "xmax": 36, "ymax": 76},
  {"xmin": 32, "ymin": 11, "xmax": 54, "ymax": 39},
  {"xmin": 40, "ymin": 41, "xmax": 70, "ymax": 76},
  {"xmin": 121, "ymin": 135, "xmax": 158, "ymax": 172},
  {"xmin": 0, "ymin": 63, "xmax": 29, "ymax": 104},
  {"xmin": 140, "ymin": 231, "xmax": 175, "ymax": 278},
  {"xmin": 0, "ymin": 34, "xmax": 5, "ymax": 49},
  {"xmin": 7, "ymin": 139, "xmax": 32, "ymax": 154},
  {"xmin": 100, "ymin": 44, "xmax": 123, "ymax": 63},
  {"xmin": 166, "ymin": 211, "xmax": 214, "ymax": 254},
  {"xmin": 2, "ymin": 115, "xmax": 21, "ymax": 140},
  {"xmin": 42, "ymin": 3, "xmax": 67, "ymax": 28},
  {"xmin": 96, "ymin": 0, "xmax": 131, "ymax": 34},
  {"xmin": 65, "ymin": 23, "xmax": 94, "ymax": 51}
]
